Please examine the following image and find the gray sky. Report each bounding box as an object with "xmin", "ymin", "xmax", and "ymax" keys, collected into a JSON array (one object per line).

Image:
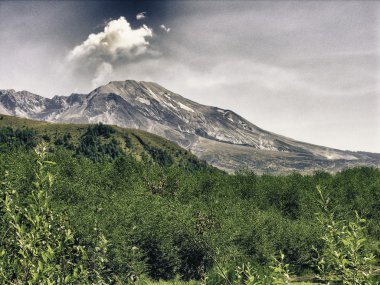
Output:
[{"xmin": 0, "ymin": 1, "xmax": 379, "ymax": 152}]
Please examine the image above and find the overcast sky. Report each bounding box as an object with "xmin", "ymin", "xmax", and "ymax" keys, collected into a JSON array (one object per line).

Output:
[{"xmin": 0, "ymin": 1, "xmax": 379, "ymax": 152}]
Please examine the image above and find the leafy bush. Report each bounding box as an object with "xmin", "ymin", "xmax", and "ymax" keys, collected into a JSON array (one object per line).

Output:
[
  {"xmin": 314, "ymin": 186, "xmax": 376, "ymax": 284},
  {"xmin": 0, "ymin": 144, "xmax": 116, "ymax": 284}
]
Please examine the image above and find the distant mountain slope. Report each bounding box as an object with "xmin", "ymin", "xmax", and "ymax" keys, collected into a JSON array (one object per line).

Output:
[{"xmin": 0, "ymin": 80, "xmax": 379, "ymax": 173}]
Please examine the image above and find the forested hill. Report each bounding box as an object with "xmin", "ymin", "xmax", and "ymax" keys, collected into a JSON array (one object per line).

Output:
[
  {"xmin": 0, "ymin": 114, "xmax": 211, "ymax": 172},
  {"xmin": 0, "ymin": 114, "xmax": 379, "ymax": 284},
  {"xmin": 2, "ymin": 81, "xmax": 379, "ymax": 174}
]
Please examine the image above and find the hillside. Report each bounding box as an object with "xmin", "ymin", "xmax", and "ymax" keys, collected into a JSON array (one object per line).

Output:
[
  {"xmin": 1, "ymin": 81, "xmax": 379, "ymax": 173},
  {"xmin": 0, "ymin": 114, "xmax": 210, "ymax": 172},
  {"xmin": 0, "ymin": 117, "xmax": 379, "ymax": 283}
]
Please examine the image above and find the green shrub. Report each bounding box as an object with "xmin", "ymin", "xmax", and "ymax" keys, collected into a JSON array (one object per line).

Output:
[
  {"xmin": 314, "ymin": 186, "xmax": 376, "ymax": 284},
  {"xmin": 0, "ymin": 144, "xmax": 116, "ymax": 284}
]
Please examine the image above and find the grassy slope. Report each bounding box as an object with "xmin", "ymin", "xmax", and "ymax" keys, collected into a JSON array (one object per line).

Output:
[
  {"xmin": 140, "ymin": 276, "xmax": 323, "ymax": 284},
  {"xmin": 0, "ymin": 114, "xmax": 210, "ymax": 169}
]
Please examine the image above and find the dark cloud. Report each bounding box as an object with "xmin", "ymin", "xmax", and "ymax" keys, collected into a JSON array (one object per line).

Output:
[{"xmin": 0, "ymin": 1, "xmax": 378, "ymax": 152}]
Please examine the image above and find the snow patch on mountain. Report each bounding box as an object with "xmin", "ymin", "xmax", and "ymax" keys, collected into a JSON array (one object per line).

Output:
[
  {"xmin": 145, "ymin": 87, "xmax": 160, "ymax": 100},
  {"xmin": 136, "ymin": 97, "xmax": 151, "ymax": 105},
  {"xmin": 1, "ymin": 80, "xmax": 378, "ymax": 173},
  {"xmin": 161, "ymin": 100, "xmax": 177, "ymax": 110},
  {"xmin": 178, "ymin": 102, "xmax": 194, "ymax": 113}
]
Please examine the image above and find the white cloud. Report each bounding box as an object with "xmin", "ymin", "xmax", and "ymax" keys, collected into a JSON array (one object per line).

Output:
[
  {"xmin": 92, "ymin": 62, "xmax": 113, "ymax": 88},
  {"xmin": 66, "ymin": 16, "xmax": 153, "ymax": 88},
  {"xmin": 136, "ymin": 12, "xmax": 147, "ymax": 20},
  {"xmin": 67, "ymin": 16, "xmax": 153, "ymax": 66},
  {"xmin": 160, "ymin": 24, "xmax": 171, "ymax": 33}
]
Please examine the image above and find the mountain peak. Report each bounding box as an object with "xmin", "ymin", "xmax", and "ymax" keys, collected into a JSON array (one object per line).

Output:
[
  {"xmin": 90, "ymin": 80, "xmax": 170, "ymax": 103},
  {"xmin": 108, "ymin": 79, "xmax": 139, "ymax": 86},
  {"xmin": 92, "ymin": 80, "xmax": 138, "ymax": 96},
  {"xmin": 106, "ymin": 80, "xmax": 167, "ymax": 92},
  {"xmin": 0, "ymin": 89, "xmax": 16, "ymax": 94},
  {"xmin": 0, "ymin": 80, "xmax": 379, "ymax": 173}
]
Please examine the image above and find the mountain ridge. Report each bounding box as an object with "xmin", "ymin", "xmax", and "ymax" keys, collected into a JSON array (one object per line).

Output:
[{"xmin": 1, "ymin": 80, "xmax": 379, "ymax": 173}]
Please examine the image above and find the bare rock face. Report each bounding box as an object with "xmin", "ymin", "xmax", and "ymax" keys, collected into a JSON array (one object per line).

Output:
[{"xmin": 1, "ymin": 80, "xmax": 379, "ymax": 173}]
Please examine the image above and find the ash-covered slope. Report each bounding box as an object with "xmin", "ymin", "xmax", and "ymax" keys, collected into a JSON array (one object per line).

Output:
[{"xmin": 0, "ymin": 80, "xmax": 379, "ymax": 173}]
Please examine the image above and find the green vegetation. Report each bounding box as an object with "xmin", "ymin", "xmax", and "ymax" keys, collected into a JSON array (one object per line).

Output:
[
  {"xmin": 0, "ymin": 126, "xmax": 36, "ymax": 150},
  {"xmin": 0, "ymin": 144, "xmax": 116, "ymax": 284},
  {"xmin": 0, "ymin": 115, "xmax": 379, "ymax": 284},
  {"xmin": 0, "ymin": 115, "xmax": 205, "ymax": 170},
  {"xmin": 313, "ymin": 187, "xmax": 376, "ymax": 284}
]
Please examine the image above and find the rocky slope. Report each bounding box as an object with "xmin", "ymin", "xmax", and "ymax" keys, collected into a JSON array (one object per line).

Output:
[{"xmin": 1, "ymin": 80, "xmax": 379, "ymax": 173}]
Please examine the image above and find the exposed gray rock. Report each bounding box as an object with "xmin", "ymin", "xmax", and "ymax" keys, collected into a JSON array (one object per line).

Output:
[{"xmin": 0, "ymin": 80, "xmax": 379, "ymax": 173}]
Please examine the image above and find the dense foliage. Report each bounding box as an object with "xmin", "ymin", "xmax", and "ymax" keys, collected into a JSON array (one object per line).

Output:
[
  {"xmin": 0, "ymin": 127, "xmax": 37, "ymax": 150},
  {"xmin": 0, "ymin": 144, "xmax": 116, "ymax": 284},
  {"xmin": 75, "ymin": 124, "xmax": 124, "ymax": 162},
  {"xmin": 0, "ymin": 123, "xmax": 379, "ymax": 284}
]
